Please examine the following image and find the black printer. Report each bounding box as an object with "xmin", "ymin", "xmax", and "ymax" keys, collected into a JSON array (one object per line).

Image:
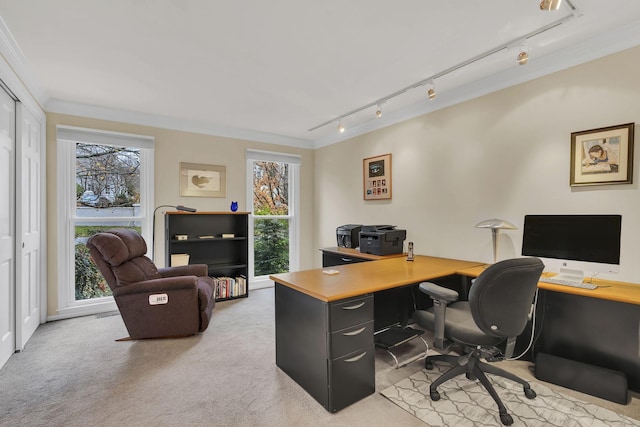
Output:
[
  {"xmin": 336, "ymin": 224, "xmax": 362, "ymax": 248},
  {"xmin": 359, "ymin": 225, "xmax": 407, "ymax": 255}
]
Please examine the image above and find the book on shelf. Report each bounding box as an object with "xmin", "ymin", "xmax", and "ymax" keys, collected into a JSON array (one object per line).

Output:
[
  {"xmin": 213, "ymin": 275, "xmax": 247, "ymax": 299},
  {"xmin": 221, "ymin": 233, "xmax": 235, "ymax": 238}
]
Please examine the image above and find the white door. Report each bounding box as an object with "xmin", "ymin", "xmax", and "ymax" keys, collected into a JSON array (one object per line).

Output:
[
  {"xmin": 0, "ymin": 87, "xmax": 16, "ymax": 367},
  {"xmin": 16, "ymin": 103, "xmax": 42, "ymax": 348}
]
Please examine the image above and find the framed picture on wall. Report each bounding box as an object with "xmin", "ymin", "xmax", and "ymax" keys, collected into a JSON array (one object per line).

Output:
[
  {"xmin": 570, "ymin": 123, "xmax": 634, "ymax": 187},
  {"xmin": 363, "ymin": 153, "xmax": 392, "ymax": 200},
  {"xmin": 179, "ymin": 162, "xmax": 227, "ymax": 197}
]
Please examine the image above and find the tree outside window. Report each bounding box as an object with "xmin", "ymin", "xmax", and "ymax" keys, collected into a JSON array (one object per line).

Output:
[
  {"xmin": 252, "ymin": 160, "xmax": 290, "ymax": 276},
  {"xmin": 75, "ymin": 143, "xmax": 141, "ymax": 300}
]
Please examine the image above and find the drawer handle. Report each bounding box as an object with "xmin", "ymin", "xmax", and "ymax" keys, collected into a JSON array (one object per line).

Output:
[
  {"xmin": 341, "ymin": 257, "xmax": 353, "ymax": 262},
  {"xmin": 343, "ymin": 327, "xmax": 366, "ymax": 336},
  {"xmin": 342, "ymin": 301, "xmax": 366, "ymax": 310},
  {"xmin": 344, "ymin": 352, "xmax": 367, "ymax": 363}
]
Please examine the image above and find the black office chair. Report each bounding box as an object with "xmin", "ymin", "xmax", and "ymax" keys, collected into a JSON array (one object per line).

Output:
[{"xmin": 413, "ymin": 257, "xmax": 544, "ymax": 426}]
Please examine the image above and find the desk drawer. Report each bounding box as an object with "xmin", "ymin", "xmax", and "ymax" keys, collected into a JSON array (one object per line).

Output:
[
  {"xmin": 328, "ymin": 345, "xmax": 376, "ymax": 412},
  {"xmin": 330, "ymin": 295, "xmax": 374, "ymax": 332},
  {"xmin": 323, "ymin": 252, "xmax": 369, "ymax": 267},
  {"xmin": 330, "ymin": 321, "xmax": 374, "ymax": 359}
]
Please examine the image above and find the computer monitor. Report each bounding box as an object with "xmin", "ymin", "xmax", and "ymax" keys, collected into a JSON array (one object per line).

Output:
[{"xmin": 521, "ymin": 214, "xmax": 621, "ymax": 279}]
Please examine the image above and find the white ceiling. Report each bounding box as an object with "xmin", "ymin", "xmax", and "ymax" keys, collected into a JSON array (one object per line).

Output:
[{"xmin": 1, "ymin": 0, "xmax": 640, "ymax": 148}]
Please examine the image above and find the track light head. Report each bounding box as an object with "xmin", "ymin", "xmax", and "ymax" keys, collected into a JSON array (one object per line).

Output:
[
  {"xmin": 337, "ymin": 120, "xmax": 345, "ymax": 133},
  {"xmin": 517, "ymin": 40, "xmax": 530, "ymax": 65},
  {"xmin": 540, "ymin": 0, "xmax": 562, "ymax": 10},
  {"xmin": 375, "ymin": 103, "xmax": 383, "ymax": 118},
  {"xmin": 517, "ymin": 50, "xmax": 529, "ymax": 65},
  {"xmin": 427, "ymin": 87, "xmax": 436, "ymax": 100}
]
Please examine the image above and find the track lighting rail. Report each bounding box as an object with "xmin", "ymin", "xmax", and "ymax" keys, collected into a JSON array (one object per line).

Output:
[{"xmin": 308, "ymin": 0, "xmax": 579, "ymax": 133}]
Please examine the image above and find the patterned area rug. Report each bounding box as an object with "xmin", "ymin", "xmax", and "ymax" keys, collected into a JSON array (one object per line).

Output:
[{"xmin": 380, "ymin": 362, "xmax": 640, "ymax": 427}]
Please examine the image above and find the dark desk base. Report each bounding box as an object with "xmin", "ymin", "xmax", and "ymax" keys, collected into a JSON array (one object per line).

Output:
[
  {"xmin": 275, "ymin": 283, "xmax": 375, "ymax": 412},
  {"xmin": 536, "ymin": 290, "xmax": 640, "ymax": 392}
]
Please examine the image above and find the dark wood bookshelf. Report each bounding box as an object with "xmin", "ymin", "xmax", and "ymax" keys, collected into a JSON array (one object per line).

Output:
[{"xmin": 165, "ymin": 211, "xmax": 249, "ymax": 301}]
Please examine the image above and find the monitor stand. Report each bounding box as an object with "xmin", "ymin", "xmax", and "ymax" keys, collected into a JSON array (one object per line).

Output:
[{"xmin": 554, "ymin": 268, "xmax": 585, "ymax": 283}]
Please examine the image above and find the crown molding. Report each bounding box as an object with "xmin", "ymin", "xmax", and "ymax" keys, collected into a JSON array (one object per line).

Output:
[
  {"xmin": 0, "ymin": 16, "xmax": 47, "ymax": 115},
  {"xmin": 45, "ymin": 98, "xmax": 315, "ymax": 149}
]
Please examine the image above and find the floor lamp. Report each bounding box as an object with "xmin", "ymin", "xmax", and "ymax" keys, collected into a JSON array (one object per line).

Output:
[
  {"xmin": 475, "ymin": 218, "xmax": 517, "ymax": 263},
  {"xmin": 152, "ymin": 204, "xmax": 196, "ymax": 261}
]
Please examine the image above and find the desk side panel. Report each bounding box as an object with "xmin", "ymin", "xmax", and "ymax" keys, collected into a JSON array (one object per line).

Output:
[
  {"xmin": 275, "ymin": 282, "xmax": 329, "ymax": 409},
  {"xmin": 538, "ymin": 290, "xmax": 640, "ymax": 392}
]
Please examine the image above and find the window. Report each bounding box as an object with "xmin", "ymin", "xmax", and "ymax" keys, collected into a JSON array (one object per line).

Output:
[
  {"xmin": 246, "ymin": 149, "xmax": 300, "ymax": 289},
  {"xmin": 56, "ymin": 126, "xmax": 154, "ymax": 318}
]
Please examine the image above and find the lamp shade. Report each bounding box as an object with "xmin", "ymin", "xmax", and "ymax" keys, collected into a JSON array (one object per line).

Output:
[{"xmin": 475, "ymin": 219, "xmax": 517, "ymax": 230}]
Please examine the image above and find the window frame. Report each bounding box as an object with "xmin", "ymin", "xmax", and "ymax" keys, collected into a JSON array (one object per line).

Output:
[
  {"xmin": 55, "ymin": 126, "xmax": 154, "ymax": 319},
  {"xmin": 246, "ymin": 149, "xmax": 300, "ymax": 289}
]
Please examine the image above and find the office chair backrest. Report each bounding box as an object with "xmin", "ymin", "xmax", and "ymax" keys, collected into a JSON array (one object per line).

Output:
[
  {"xmin": 468, "ymin": 257, "xmax": 544, "ymax": 339},
  {"xmin": 87, "ymin": 229, "xmax": 161, "ymax": 289}
]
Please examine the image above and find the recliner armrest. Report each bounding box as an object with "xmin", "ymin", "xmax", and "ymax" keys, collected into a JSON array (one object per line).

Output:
[
  {"xmin": 112, "ymin": 276, "xmax": 199, "ymax": 297},
  {"xmin": 158, "ymin": 264, "xmax": 208, "ymax": 278},
  {"xmin": 418, "ymin": 282, "xmax": 459, "ymax": 303},
  {"xmin": 111, "ymin": 276, "xmax": 202, "ymax": 339}
]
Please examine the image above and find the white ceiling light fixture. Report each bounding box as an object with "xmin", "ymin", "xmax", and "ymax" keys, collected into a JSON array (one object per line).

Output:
[
  {"xmin": 337, "ymin": 119, "xmax": 345, "ymax": 133},
  {"xmin": 540, "ymin": 0, "xmax": 562, "ymax": 11},
  {"xmin": 308, "ymin": 0, "xmax": 579, "ymax": 134}
]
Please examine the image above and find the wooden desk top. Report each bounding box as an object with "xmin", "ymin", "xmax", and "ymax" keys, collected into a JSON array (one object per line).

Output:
[
  {"xmin": 457, "ymin": 265, "xmax": 640, "ymax": 306},
  {"xmin": 270, "ymin": 255, "xmax": 484, "ymax": 302},
  {"xmin": 320, "ymin": 246, "xmax": 406, "ymax": 261}
]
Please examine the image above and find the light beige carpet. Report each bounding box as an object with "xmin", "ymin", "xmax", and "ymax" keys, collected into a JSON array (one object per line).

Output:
[{"xmin": 381, "ymin": 361, "xmax": 640, "ymax": 427}]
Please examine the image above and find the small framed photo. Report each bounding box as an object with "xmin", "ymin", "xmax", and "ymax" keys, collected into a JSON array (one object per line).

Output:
[
  {"xmin": 570, "ymin": 123, "xmax": 634, "ymax": 187},
  {"xmin": 363, "ymin": 153, "xmax": 392, "ymax": 200},
  {"xmin": 179, "ymin": 162, "xmax": 226, "ymax": 197}
]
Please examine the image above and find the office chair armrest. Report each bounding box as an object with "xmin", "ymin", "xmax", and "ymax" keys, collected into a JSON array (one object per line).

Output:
[
  {"xmin": 418, "ymin": 282, "xmax": 459, "ymax": 351},
  {"xmin": 418, "ymin": 282, "xmax": 459, "ymax": 303}
]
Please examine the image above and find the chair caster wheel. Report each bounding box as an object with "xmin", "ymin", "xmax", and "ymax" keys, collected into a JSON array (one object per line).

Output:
[
  {"xmin": 500, "ymin": 413, "xmax": 513, "ymax": 426},
  {"xmin": 425, "ymin": 359, "xmax": 433, "ymax": 370},
  {"xmin": 524, "ymin": 387, "xmax": 536, "ymax": 399},
  {"xmin": 465, "ymin": 373, "xmax": 476, "ymax": 381},
  {"xmin": 429, "ymin": 390, "xmax": 440, "ymax": 401}
]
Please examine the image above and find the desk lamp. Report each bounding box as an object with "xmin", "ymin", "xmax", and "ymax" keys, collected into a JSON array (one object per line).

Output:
[
  {"xmin": 475, "ymin": 218, "xmax": 517, "ymax": 263},
  {"xmin": 152, "ymin": 204, "xmax": 197, "ymax": 261}
]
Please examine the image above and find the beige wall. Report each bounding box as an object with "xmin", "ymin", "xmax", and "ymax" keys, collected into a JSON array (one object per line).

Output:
[
  {"xmin": 46, "ymin": 114, "xmax": 314, "ymax": 316},
  {"xmin": 314, "ymin": 45, "xmax": 640, "ymax": 283},
  {"xmin": 44, "ymin": 44, "xmax": 640, "ymax": 316}
]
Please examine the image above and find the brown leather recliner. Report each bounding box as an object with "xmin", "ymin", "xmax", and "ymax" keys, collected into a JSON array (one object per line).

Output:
[{"xmin": 86, "ymin": 228, "xmax": 215, "ymax": 339}]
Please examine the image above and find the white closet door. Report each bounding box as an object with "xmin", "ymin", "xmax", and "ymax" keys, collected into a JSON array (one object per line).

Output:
[
  {"xmin": 16, "ymin": 103, "xmax": 42, "ymax": 349},
  {"xmin": 0, "ymin": 87, "xmax": 16, "ymax": 367}
]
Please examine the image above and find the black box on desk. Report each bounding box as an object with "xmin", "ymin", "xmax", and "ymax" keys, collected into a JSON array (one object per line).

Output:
[
  {"xmin": 336, "ymin": 224, "xmax": 362, "ymax": 248},
  {"xmin": 359, "ymin": 225, "xmax": 406, "ymax": 256}
]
